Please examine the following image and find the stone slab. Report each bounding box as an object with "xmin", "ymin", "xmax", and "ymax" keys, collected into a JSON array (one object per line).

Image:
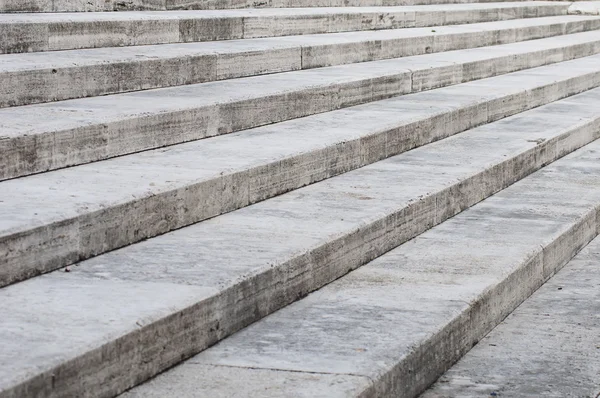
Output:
[
  {"xmin": 0, "ymin": 0, "xmax": 555, "ymax": 12},
  {"xmin": 3, "ymin": 22, "xmax": 600, "ymax": 182},
  {"xmin": 423, "ymin": 235, "xmax": 600, "ymax": 398},
  {"xmin": 122, "ymin": 128, "xmax": 600, "ymax": 398},
  {"xmin": 121, "ymin": 365, "xmax": 376, "ymax": 398},
  {"xmin": 0, "ymin": 3, "xmax": 571, "ymax": 54},
  {"xmin": 3, "ymin": 50, "xmax": 600, "ymax": 288},
  {"xmin": 2, "ymin": 87, "xmax": 600, "ymax": 398},
  {"xmin": 0, "ymin": 6, "xmax": 585, "ymax": 108},
  {"xmin": 3, "ymin": 52, "xmax": 600, "ymax": 287}
]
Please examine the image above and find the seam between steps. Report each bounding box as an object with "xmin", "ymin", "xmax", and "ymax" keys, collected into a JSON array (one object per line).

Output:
[{"xmin": 185, "ymin": 362, "xmax": 377, "ymax": 386}]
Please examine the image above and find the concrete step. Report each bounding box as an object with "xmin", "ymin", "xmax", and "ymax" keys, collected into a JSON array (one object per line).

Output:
[
  {"xmin": 3, "ymin": 53, "xmax": 600, "ymax": 287},
  {"xmin": 0, "ymin": 0, "xmax": 553, "ymax": 13},
  {"xmin": 423, "ymin": 235, "xmax": 600, "ymax": 398},
  {"xmin": 2, "ymin": 14, "xmax": 598, "ymax": 108},
  {"xmin": 3, "ymin": 86, "xmax": 600, "ymax": 398},
  {"xmin": 4, "ymin": 25, "xmax": 600, "ymax": 182},
  {"xmin": 120, "ymin": 113, "xmax": 600, "ymax": 398},
  {"xmin": 0, "ymin": 3, "xmax": 572, "ymax": 54}
]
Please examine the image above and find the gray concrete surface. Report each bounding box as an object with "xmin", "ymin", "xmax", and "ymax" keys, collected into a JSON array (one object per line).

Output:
[
  {"xmin": 124, "ymin": 365, "xmax": 376, "ymax": 398},
  {"xmin": 3, "ymin": 54, "xmax": 600, "ymax": 288},
  {"xmin": 0, "ymin": 0, "xmax": 543, "ymax": 13},
  {"xmin": 0, "ymin": 7, "xmax": 586, "ymax": 108},
  {"xmin": 4, "ymin": 24, "xmax": 600, "ymax": 182},
  {"xmin": 2, "ymin": 87, "xmax": 600, "ymax": 398},
  {"xmin": 121, "ymin": 127, "xmax": 600, "ymax": 398},
  {"xmin": 0, "ymin": 3, "xmax": 572, "ymax": 54},
  {"xmin": 423, "ymin": 235, "xmax": 600, "ymax": 398}
]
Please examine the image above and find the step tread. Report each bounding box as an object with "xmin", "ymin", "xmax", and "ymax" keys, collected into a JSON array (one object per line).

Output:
[
  {"xmin": 2, "ymin": 84, "xmax": 600, "ymax": 397},
  {"xmin": 5, "ymin": 48, "xmax": 600, "ymax": 284},
  {"xmin": 121, "ymin": 124, "xmax": 600, "ymax": 398},
  {"xmin": 0, "ymin": 2, "xmax": 574, "ymax": 54},
  {"xmin": 3, "ymin": 21, "xmax": 600, "ymax": 182},
  {"xmin": 0, "ymin": 2, "xmax": 567, "ymax": 21},
  {"xmin": 0, "ymin": 0, "xmax": 548, "ymax": 13},
  {"xmin": 1, "ymin": 17, "xmax": 597, "ymax": 113},
  {"xmin": 3, "ymin": 50, "xmax": 600, "ymax": 287},
  {"xmin": 4, "ymin": 47, "xmax": 600, "ymax": 231},
  {"xmin": 11, "ymin": 14, "xmax": 594, "ymax": 133},
  {"xmin": 423, "ymin": 234, "xmax": 600, "ymax": 398},
  {"xmin": 0, "ymin": 9, "xmax": 580, "ymax": 73}
]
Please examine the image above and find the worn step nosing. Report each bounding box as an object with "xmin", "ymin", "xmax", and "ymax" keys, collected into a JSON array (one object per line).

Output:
[
  {"xmin": 119, "ymin": 128, "xmax": 600, "ymax": 398},
  {"xmin": 423, "ymin": 233, "xmax": 600, "ymax": 398},
  {"xmin": 369, "ymin": 171, "xmax": 600, "ymax": 397},
  {"xmin": 4, "ymin": 21, "xmax": 600, "ymax": 182},
  {"xmin": 0, "ymin": 13, "xmax": 595, "ymax": 109},
  {"xmin": 142, "ymin": 142, "xmax": 600, "ymax": 398},
  {"xmin": 3, "ymin": 91, "xmax": 600, "ymax": 398},
  {"xmin": 374, "ymin": 213, "xmax": 598, "ymax": 397},
  {"xmin": 2, "ymin": 55, "xmax": 600, "ymax": 288},
  {"xmin": 0, "ymin": 2, "xmax": 572, "ymax": 54}
]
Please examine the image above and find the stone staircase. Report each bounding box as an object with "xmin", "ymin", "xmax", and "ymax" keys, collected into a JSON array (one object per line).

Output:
[
  {"xmin": 0, "ymin": 1, "xmax": 599, "ymax": 397},
  {"xmin": 423, "ymin": 234, "xmax": 600, "ymax": 398}
]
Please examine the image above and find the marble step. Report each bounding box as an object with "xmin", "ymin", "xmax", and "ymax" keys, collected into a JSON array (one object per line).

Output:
[
  {"xmin": 0, "ymin": 3, "xmax": 572, "ymax": 54},
  {"xmin": 4, "ymin": 24, "xmax": 600, "ymax": 182},
  {"xmin": 123, "ymin": 106, "xmax": 600, "ymax": 398},
  {"xmin": 423, "ymin": 232, "xmax": 600, "ymax": 398},
  {"xmin": 0, "ymin": 0, "xmax": 551, "ymax": 13},
  {"xmin": 3, "ymin": 82, "xmax": 600, "ymax": 398},
  {"xmin": 2, "ymin": 8, "xmax": 589, "ymax": 108},
  {"xmin": 3, "ymin": 54, "xmax": 600, "ymax": 287}
]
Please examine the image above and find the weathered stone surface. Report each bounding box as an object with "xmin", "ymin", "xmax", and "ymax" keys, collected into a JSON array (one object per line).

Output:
[
  {"xmin": 122, "ymin": 126, "xmax": 600, "ymax": 398},
  {"xmin": 3, "ymin": 53, "xmax": 600, "ymax": 287},
  {"xmin": 3, "ymin": 22, "xmax": 600, "ymax": 181},
  {"xmin": 2, "ymin": 9, "xmax": 593, "ymax": 108},
  {"xmin": 123, "ymin": 365, "xmax": 376, "ymax": 398},
  {"xmin": 423, "ymin": 235, "xmax": 600, "ymax": 398},
  {"xmin": 0, "ymin": 4, "xmax": 572, "ymax": 54},
  {"xmin": 2, "ymin": 2, "xmax": 600, "ymax": 398},
  {"xmin": 3, "ymin": 86, "xmax": 600, "ymax": 398},
  {"xmin": 0, "ymin": 0, "xmax": 558, "ymax": 12}
]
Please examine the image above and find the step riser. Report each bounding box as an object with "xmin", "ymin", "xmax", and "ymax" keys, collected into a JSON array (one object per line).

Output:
[
  {"xmin": 423, "ymin": 236, "xmax": 600, "ymax": 398},
  {"xmin": 4, "ymin": 25, "xmax": 600, "ymax": 183},
  {"xmin": 1, "ymin": 15, "xmax": 592, "ymax": 109},
  {"xmin": 128, "ymin": 128, "xmax": 600, "ymax": 398},
  {"xmin": 379, "ymin": 215, "xmax": 597, "ymax": 397},
  {"xmin": 5, "ymin": 96, "xmax": 600, "ymax": 398},
  {"xmin": 3, "ymin": 60, "xmax": 600, "ymax": 289},
  {"xmin": 0, "ymin": 5, "xmax": 571, "ymax": 54},
  {"xmin": 0, "ymin": 0, "xmax": 546, "ymax": 13}
]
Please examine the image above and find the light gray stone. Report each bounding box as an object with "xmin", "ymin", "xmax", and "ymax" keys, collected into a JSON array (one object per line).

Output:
[
  {"xmin": 2, "ymin": 4, "xmax": 600, "ymax": 398},
  {"xmin": 2, "ymin": 88, "xmax": 600, "ymax": 398},
  {"xmin": 0, "ymin": 0, "xmax": 560, "ymax": 12},
  {"xmin": 3, "ymin": 52, "xmax": 600, "ymax": 287},
  {"xmin": 423, "ymin": 235, "xmax": 600, "ymax": 398},
  {"xmin": 3, "ymin": 24, "xmax": 600, "ymax": 181},
  {"xmin": 0, "ymin": 6, "xmax": 588, "ymax": 108},
  {"xmin": 123, "ymin": 365, "xmax": 375, "ymax": 398},
  {"xmin": 570, "ymin": 1, "xmax": 600, "ymax": 15},
  {"xmin": 0, "ymin": 4, "xmax": 572, "ymax": 54},
  {"xmin": 121, "ymin": 131, "xmax": 600, "ymax": 398}
]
